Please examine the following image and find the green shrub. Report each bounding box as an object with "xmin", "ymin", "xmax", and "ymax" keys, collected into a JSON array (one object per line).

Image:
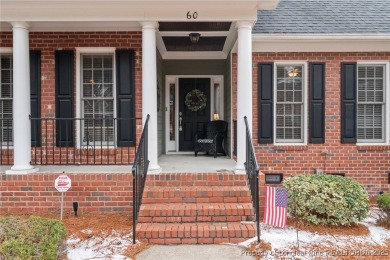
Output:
[
  {"xmin": 0, "ymin": 216, "xmax": 66, "ymax": 260},
  {"xmin": 377, "ymin": 193, "xmax": 390, "ymax": 227},
  {"xmin": 282, "ymin": 174, "xmax": 369, "ymax": 226}
]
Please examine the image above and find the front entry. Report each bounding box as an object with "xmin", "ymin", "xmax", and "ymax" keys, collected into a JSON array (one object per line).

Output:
[{"xmin": 178, "ymin": 78, "xmax": 211, "ymax": 151}]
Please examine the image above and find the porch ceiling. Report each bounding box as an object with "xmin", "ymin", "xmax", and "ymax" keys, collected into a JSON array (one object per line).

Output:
[{"xmin": 157, "ymin": 21, "xmax": 237, "ymax": 60}]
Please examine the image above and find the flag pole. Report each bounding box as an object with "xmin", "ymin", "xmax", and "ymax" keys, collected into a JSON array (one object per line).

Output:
[{"xmin": 294, "ymin": 189, "xmax": 299, "ymax": 248}]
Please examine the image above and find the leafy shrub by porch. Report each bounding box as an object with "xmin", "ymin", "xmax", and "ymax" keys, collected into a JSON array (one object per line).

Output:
[
  {"xmin": 282, "ymin": 174, "xmax": 369, "ymax": 226},
  {"xmin": 0, "ymin": 216, "xmax": 66, "ymax": 259},
  {"xmin": 377, "ymin": 193, "xmax": 390, "ymax": 227}
]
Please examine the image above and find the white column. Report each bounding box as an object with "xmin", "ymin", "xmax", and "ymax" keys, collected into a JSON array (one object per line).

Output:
[
  {"xmin": 6, "ymin": 22, "xmax": 38, "ymax": 174},
  {"xmin": 141, "ymin": 21, "xmax": 161, "ymax": 173},
  {"xmin": 235, "ymin": 21, "xmax": 253, "ymax": 174}
]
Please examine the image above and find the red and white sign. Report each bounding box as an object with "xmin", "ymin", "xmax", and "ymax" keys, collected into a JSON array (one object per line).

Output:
[{"xmin": 55, "ymin": 175, "xmax": 71, "ymax": 192}]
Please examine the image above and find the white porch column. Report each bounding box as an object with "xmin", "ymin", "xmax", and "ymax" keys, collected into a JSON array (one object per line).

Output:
[
  {"xmin": 235, "ymin": 21, "xmax": 253, "ymax": 173},
  {"xmin": 141, "ymin": 21, "xmax": 161, "ymax": 172},
  {"xmin": 6, "ymin": 22, "xmax": 38, "ymax": 174}
]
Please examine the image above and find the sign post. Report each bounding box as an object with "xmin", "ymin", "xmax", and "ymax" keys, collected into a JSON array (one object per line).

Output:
[{"xmin": 55, "ymin": 173, "xmax": 71, "ymax": 220}]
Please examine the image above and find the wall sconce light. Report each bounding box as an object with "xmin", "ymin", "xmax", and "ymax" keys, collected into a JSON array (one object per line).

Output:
[
  {"xmin": 213, "ymin": 113, "xmax": 220, "ymax": 120},
  {"xmin": 189, "ymin": 33, "xmax": 201, "ymax": 44}
]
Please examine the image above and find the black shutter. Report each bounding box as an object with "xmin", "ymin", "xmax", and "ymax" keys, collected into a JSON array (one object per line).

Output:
[
  {"xmin": 258, "ymin": 63, "xmax": 274, "ymax": 143},
  {"xmin": 30, "ymin": 51, "xmax": 41, "ymax": 146},
  {"xmin": 116, "ymin": 50, "xmax": 135, "ymax": 147},
  {"xmin": 341, "ymin": 63, "xmax": 357, "ymax": 143},
  {"xmin": 55, "ymin": 50, "xmax": 74, "ymax": 147},
  {"xmin": 309, "ymin": 63, "xmax": 325, "ymax": 143}
]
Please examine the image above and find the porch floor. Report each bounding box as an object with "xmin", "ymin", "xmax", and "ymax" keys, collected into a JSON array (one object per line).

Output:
[
  {"xmin": 0, "ymin": 155, "xmax": 236, "ymax": 174},
  {"xmin": 159, "ymin": 154, "xmax": 236, "ymax": 173}
]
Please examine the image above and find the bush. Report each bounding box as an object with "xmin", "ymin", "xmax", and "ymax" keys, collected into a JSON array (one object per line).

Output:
[
  {"xmin": 282, "ymin": 174, "xmax": 369, "ymax": 226},
  {"xmin": 377, "ymin": 193, "xmax": 390, "ymax": 227},
  {"xmin": 0, "ymin": 216, "xmax": 66, "ymax": 259}
]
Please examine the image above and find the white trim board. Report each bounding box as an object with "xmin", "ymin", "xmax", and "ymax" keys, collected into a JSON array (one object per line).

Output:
[
  {"xmin": 252, "ymin": 35, "xmax": 390, "ymax": 52},
  {"xmin": 165, "ymin": 75, "xmax": 224, "ymax": 153}
]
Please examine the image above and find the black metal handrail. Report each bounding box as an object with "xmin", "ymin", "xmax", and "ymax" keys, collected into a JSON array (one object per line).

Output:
[
  {"xmin": 233, "ymin": 120, "xmax": 237, "ymax": 156},
  {"xmin": 244, "ymin": 116, "xmax": 260, "ymax": 242},
  {"xmin": 132, "ymin": 114, "xmax": 150, "ymax": 244}
]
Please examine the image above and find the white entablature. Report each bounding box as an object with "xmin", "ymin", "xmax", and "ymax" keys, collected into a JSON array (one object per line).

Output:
[{"xmin": 0, "ymin": 0, "xmax": 279, "ymax": 24}]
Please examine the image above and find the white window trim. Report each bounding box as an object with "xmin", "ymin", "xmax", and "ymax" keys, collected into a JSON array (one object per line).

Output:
[
  {"xmin": 0, "ymin": 48, "xmax": 13, "ymax": 149},
  {"xmin": 75, "ymin": 47, "xmax": 116, "ymax": 149},
  {"xmin": 356, "ymin": 61, "xmax": 390, "ymax": 145},
  {"xmin": 273, "ymin": 61, "xmax": 308, "ymax": 145}
]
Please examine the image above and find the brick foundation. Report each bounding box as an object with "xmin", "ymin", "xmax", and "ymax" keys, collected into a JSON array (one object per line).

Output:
[{"xmin": 0, "ymin": 173, "xmax": 133, "ymax": 214}]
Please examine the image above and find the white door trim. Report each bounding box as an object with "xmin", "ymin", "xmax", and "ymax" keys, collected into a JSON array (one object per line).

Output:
[{"xmin": 165, "ymin": 75, "xmax": 224, "ymax": 153}]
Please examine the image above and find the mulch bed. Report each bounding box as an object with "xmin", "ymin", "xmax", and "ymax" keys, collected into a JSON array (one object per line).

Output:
[{"xmin": 286, "ymin": 218, "xmax": 370, "ymax": 236}]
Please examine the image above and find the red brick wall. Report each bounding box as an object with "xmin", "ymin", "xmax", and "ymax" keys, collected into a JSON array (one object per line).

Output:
[
  {"xmin": 233, "ymin": 52, "xmax": 390, "ymax": 196},
  {"xmin": 0, "ymin": 173, "xmax": 133, "ymax": 213},
  {"xmin": 0, "ymin": 32, "xmax": 143, "ymax": 165}
]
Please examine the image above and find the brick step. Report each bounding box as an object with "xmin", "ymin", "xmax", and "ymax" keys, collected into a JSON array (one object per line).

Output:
[
  {"xmin": 138, "ymin": 203, "xmax": 254, "ymax": 223},
  {"xmin": 136, "ymin": 222, "xmax": 256, "ymax": 244},
  {"xmin": 142, "ymin": 186, "xmax": 251, "ymax": 204},
  {"xmin": 145, "ymin": 173, "xmax": 247, "ymax": 187}
]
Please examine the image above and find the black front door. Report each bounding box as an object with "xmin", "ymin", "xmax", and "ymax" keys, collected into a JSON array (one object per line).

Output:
[{"xmin": 179, "ymin": 78, "xmax": 211, "ymax": 151}]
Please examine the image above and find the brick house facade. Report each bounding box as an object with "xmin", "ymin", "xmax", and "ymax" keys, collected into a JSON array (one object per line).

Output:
[{"xmin": 1, "ymin": 0, "xmax": 390, "ymax": 244}]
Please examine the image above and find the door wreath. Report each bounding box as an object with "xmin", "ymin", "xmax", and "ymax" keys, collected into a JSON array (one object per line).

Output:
[{"xmin": 184, "ymin": 89, "xmax": 207, "ymax": 112}]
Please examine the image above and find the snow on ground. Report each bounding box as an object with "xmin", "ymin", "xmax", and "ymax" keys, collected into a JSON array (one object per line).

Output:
[
  {"xmin": 67, "ymin": 230, "xmax": 134, "ymax": 260},
  {"xmin": 239, "ymin": 209, "xmax": 390, "ymax": 259}
]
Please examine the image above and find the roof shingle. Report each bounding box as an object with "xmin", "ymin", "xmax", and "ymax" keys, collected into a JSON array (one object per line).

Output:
[{"xmin": 254, "ymin": 0, "xmax": 390, "ymax": 34}]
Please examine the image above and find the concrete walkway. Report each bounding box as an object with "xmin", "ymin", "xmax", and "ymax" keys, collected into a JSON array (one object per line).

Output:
[{"xmin": 137, "ymin": 245, "xmax": 253, "ymax": 260}]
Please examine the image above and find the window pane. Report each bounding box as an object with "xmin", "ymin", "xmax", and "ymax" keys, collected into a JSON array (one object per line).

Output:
[
  {"xmin": 0, "ymin": 54, "xmax": 13, "ymax": 143},
  {"xmin": 103, "ymin": 84, "xmax": 113, "ymax": 97},
  {"xmin": 81, "ymin": 54, "xmax": 114, "ymax": 144},
  {"xmin": 357, "ymin": 65, "xmax": 385, "ymax": 142},
  {"xmin": 275, "ymin": 64, "xmax": 304, "ymax": 143},
  {"xmin": 1, "ymin": 84, "xmax": 12, "ymax": 98}
]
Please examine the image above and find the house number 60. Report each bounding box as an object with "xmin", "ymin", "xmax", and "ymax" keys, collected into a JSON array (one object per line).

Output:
[{"xmin": 187, "ymin": 11, "xmax": 198, "ymax": 19}]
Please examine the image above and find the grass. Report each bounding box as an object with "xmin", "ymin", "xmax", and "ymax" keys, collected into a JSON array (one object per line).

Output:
[{"xmin": 0, "ymin": 216, "xmax": 66, "ymax": 260}]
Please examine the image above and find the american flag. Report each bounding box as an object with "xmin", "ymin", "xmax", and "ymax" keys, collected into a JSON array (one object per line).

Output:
[{"xmin": 263, "ymin": 186, "xmax": 288, "ymax": 228}]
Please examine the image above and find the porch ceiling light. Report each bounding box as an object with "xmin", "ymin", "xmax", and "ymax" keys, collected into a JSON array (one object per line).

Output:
[{"xmin": 189, "ymin": 33, "xmax": 201, "ymax": 44}]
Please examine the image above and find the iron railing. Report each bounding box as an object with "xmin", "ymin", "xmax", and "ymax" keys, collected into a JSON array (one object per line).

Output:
[
  {"xmin": 244, "ymin": 116, "xmax": 260, "ymax": 242},
  {"xmin": 233, "ymin": 120, "xmax": 237, "ymax": 156},
  {"xmin": 132, "ymin": 114, "xmax": 150, "ymax": 244},
  {"xmin": 0, "ymin": 118, "xmax": 13, "ymax": 165},
  {"xmin": 0, "ymin": 117, "xmax": 142, "ymax": 165}
]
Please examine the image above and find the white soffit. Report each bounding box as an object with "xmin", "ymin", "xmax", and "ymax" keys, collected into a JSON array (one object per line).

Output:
[{"xmin": 252, "ymin": 34, "xmax": 390, "ymax": 52}]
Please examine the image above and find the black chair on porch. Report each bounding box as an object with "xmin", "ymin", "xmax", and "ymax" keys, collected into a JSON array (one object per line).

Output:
[{"xmin": 194, "ymin": 120, "xmax": 228, "ymax": 158}]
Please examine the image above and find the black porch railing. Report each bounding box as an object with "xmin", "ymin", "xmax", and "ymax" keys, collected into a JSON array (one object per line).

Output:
[
  {"xmin": 0, "ymin": 118, "xmax": 13, "ymax": 165},
  {"xmin": 244, "ymin": 116, "xmax": 260, "ymax": 242},
  {"xmin": 0, "ymin": 117, "xmax": 143, "ymax": 166},
  {"xmin": 132, "ymin": 114, "xmax": 150, "ymax": 244}
]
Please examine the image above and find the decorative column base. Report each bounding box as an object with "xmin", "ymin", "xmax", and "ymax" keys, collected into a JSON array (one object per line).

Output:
[{"xmin": 147, "ymin": 164, "xmax": 162, "ymax": 175}]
